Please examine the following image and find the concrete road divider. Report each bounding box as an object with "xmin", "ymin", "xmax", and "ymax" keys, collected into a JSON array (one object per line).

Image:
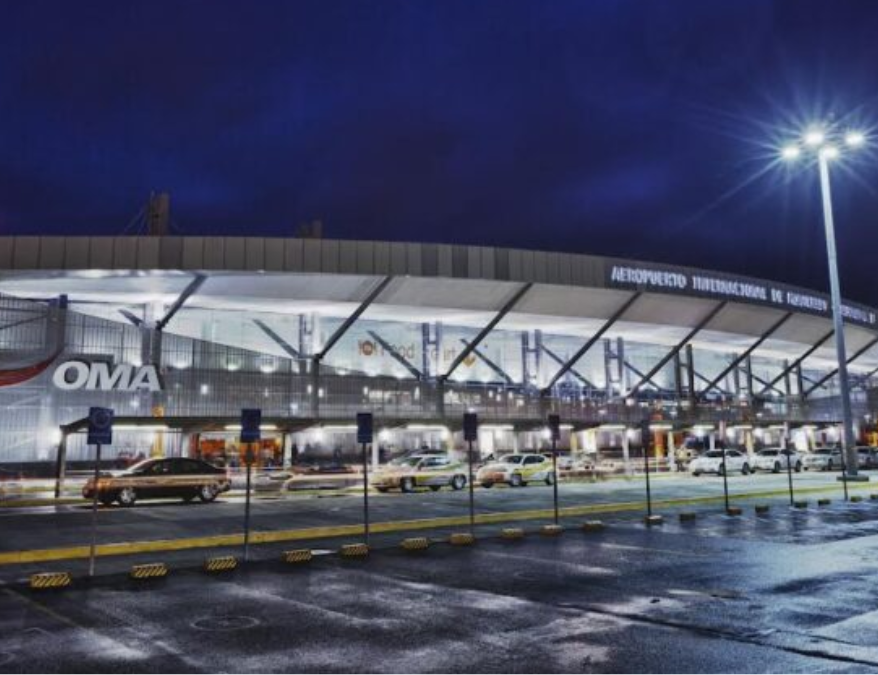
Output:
[
  {"xmin": 817, "ymin": 498, "xmax": 831, "ymax": 506},
  {"xmin": 501, "ymin": 528, "xmax": 525, "ymax": 540},
  {"xmin": 129, "ymin": 562, "xmax": 168, "ymax": 580},
  {"xmin": 678, "ymin": 512, "xmax": 697, "ymax": 522},
  {"xmin": 400, "ymin": 537, "xmax": 430, "ymax": 551},
  {"xmin": 540, "ymin": 524, "xmax": 563, "ymax": 536},
  {"xmin": 340, "ymin": 543, "xmax": 369, "ymax": 558},
  {"xmin": 29, "ymin": 571, "xmax": 71, "ymax": 590},
  {"xmin": 644, "ymin": 515, "xmax": 664, "ymax": 526},
  {"xmin": 726, "ymin": 506, "xmax": 742, "ymax": 516},
  {"xmin": 282, "ymin": 549, "xmax": 313, "ymax": 564},
  {"xmin": 850, "ymin": 495, "xmax": 863, "ymax": 503},
  {"xmin": 581, "ymin": 520, "xmax": 606, "ymax": 532},
  {"xmin": 203, "ymin": 556, "xmax": 238, "ymax": 573},
  {"xmin": 793, "ymin": 500, "xmax": 809, "ymax": 509},
  {"xmin": 755, "ymin": 504, "xmax": 770, "ymax": 514},
  {"xmin": 449, "ymin": 532, "xmax": 475, "ymax": 546}
]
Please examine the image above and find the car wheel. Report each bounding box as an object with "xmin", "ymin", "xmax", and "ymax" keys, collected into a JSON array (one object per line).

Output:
[
  {"xmin": 375, "ymin": 487, "xmax": 389, "ymax": 493},
  {"xmin": 400, "ymin": 477, "xmax": 415, "ymax": 493},
  {"xmin": 795, "ymin": 461, "xmax": 802, "ymax": 473},
  {"xmin": 481, "ymin": 481, "xmax": 493, "ymax": 488},
  {"xmin": 717, "ymin": 465, "xmax": 725, "ymax": 477},
  {"xmin": 742, "ymin": 464, "xmax": 751, "ymax": 475},
  {"xmin": 509, "ymin": 473, "xmax": 523, "ymax": 488},
  {"xmin": 826, "ymin": 460, "xmax": 833, "ymax": 471},
  {"xmin": 198, "ymin": 484, "xmax": 217, "ymax": 502},
  {"xmin": 182, "ymin": 492, "xmax": 196, "ymax": 503},
  {"xmin": 451, "ymin": 475, "xmax": 466, "ymax": 490},
  {"xmin": 99, "ymin": 496, "xmax": 115, "ymax": 507},
  {"xmin": 545, "ymin": 471, "xmax": 556, "ymax": 486},
  {"xmin": 773, "ymin": 462, "xmax": 781, "ymax": 473},
  {"xmin": 117, "ymin": 487, "xmax": 137, "ymax": 507},
  {"xmin": 693, "ymin": 471, "xmax": 701, "ymax": 477},
  {"xmin": 429, "ymin": 485, "xmax": 441, "ymax": 492}
]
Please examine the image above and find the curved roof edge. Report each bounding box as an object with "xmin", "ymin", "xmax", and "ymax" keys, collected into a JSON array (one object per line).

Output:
[{"xmin": 0, "ymin": 235, "xmax": 875, "ymax": 330}]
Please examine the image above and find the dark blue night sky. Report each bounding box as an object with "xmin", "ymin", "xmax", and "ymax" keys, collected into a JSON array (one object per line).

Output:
[{"xmin": 2, "ymin": 1, "xmax": 878, "ymax": 304}]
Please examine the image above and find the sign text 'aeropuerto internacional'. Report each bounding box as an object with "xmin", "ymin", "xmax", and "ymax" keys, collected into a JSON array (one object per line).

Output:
[{"xmin": 608, "ymin": 263, "xmax": 877, "ymax": 327}]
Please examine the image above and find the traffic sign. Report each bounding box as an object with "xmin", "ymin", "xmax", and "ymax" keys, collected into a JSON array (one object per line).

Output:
[
  {"xmin": 357, "ymin": 412, "xmax": 373, "ymax": 445},
  {"xmin": 463, "ymin": 412, "xmax": 478, "ymax": 442},
  {"xmin": 87, "ymin": 407, "xmax": 113, "ymax": 446},
  {"xmin": 240, "ymin": 408, "xmax": 262, "ymax": 443}
]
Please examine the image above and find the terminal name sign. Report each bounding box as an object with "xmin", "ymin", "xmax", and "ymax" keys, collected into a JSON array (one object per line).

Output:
[
  {"xmin": 608, "ymin": 264, "xmax": 877, "ymax": 327},
  {"xmin": 52, "ymin": 361, "xmax": 162, "ymax": 392}
]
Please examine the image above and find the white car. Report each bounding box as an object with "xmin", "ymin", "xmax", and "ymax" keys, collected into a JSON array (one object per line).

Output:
[
  {"xmin": 752, "ymin": 448, "xmax": 802, "ymax": 473},
  {"xmin": 476, "ymin": 453, "xmax": 555, "ymax": 488},
  {"xmin": 802, "ymin": 447, "xmax": 844, "ymax": 471},
  {"xmin": 689, "ymin": 449, "xmax": 751, "ymax": 476}
]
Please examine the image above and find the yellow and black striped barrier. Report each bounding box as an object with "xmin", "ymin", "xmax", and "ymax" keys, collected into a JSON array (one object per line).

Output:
[
  {"xmin": 203, "ymin": 556, "xmax": 238, "ymax": 573},
  {"xmin": 871, "ymin": 493, "xmax": 878, "ymax": 501},
  {"xmin": 501, "ymin": 527, "xmax": 525, "ymax": 540},
  {"xmin": 726, "ymin": 506, "xmax": 742, "ymax": 516},
  {"xmin": 851, "ymin": 495, "xmax": 863, "ymax": 503},
  {"xmin": 755, "ymin": 504, "xmax": 770, "ymax": 515},
  {"xmin": 400, "ymin": 537, "xmax": 430, "ymax": 551},
  {"xmin": 449, "ymin": 532, "xmax": 476, "ymax": 546},
  {"xmin": 540, "ymin": 524, "xmax": 563, "ymax": 536},
  {"xmin": 817, "ymin": 498, "xmax": 831, "ymax": 506},
  {"xmin": 282, "ymin": 549, "xmax": 313, "ymax": 564},
  {"xmin": 581, "ymin": 520, "xmax": 605, "ymax": 532},
  {"xmin": 644, "ymin": 514, "xmax": 664, "ymax": 526},
  {"xmin": 29, "ymin": 571, "xmax": 71, "ymax": 590},
  {"xmin": 793, "ymin": 500, "xmax": 809, "ymax": 509},
  {"xmin": 678, "ymin": 512, "xmax": 697, "ymax": 522},
  {"xmin": 340, "ymin": 543, "xmax": 370, "ymax": 558},
  {"xmin": 130, "ymin": 562, "xmax": 168, "ymax": 580}
]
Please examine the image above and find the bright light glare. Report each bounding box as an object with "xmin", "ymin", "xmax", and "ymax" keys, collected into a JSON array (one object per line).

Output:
[
  {"xmin": 820, "ymin": 145, "xmax": 840, "ymax": 160},
  {"xmin": 845, "ymin": 131, "xmax": 865, "ymax": 147},
  {"xmin": 803, "ymin": 129, "xmax": 825, "ymax": 146},
  {"xmin": 781, "ymin": 145, "xmax": 801, "ymax": 160}
]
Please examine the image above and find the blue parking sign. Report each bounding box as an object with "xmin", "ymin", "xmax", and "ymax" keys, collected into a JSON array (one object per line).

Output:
[
  {"xmin": 87, "ymin": 407, "xmax": 114, "ymax": 446},
  {"xmin": 240, "ymin": 408, "xmax": 262, "ymax": 443}
]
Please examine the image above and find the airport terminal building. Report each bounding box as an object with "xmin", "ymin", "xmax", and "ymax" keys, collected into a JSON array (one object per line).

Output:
[{"xmin": 0, "ymin": 235, "xmax": 876, "ymax": 472}]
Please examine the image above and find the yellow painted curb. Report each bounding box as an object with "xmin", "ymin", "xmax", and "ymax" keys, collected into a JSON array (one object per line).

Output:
[
  {"xmin": 130, "ymin": 562, "xmax": 168, "ymax": 580},
  {"xmin": 29, "ymin": 571, "xmax": 71, "ymax": 590}
]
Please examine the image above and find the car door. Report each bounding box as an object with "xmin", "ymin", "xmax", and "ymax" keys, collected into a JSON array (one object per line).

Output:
[
  {"xmin": 522, "ymin": 455, "xmax": 547, "ymax": 479},
  {"xmin": 726, "ymin": 451, "xmax": 744, "ymax": 472},
  {"xmin": 418, "ymin": 458, "xmax": 448, "ymax": 486}
]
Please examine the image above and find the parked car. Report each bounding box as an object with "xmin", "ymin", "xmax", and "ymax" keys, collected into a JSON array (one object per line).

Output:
[
  {"xmin": 802, "ymin": 447, "xmax": 844, "ymax": 471},
  {"xmin": 82, "ymin": 457, "xmax": 230, "ymax": 506},
  {"xmin": 855, "ymin": 446, "xmax": 878, "ymax": 469},
  {"xmin": 371, "ymin": 455, "xmax": 467, "ymax": 493},
  {"xmin": 477, "ymin": 453, "xmax": 555, "ymax": 488},
  {"xmin": 689, "ymin": 449, "xmax": 751, "ymax": 476},
  {"xmin": 752, "ymin": 448, "xmax": 803, "ymax": 473}
]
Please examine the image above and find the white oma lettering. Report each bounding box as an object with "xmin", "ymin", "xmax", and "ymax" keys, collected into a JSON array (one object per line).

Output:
[{"xmin": 52, "ymin": 361, "xmax": 162, "ymax": 392}]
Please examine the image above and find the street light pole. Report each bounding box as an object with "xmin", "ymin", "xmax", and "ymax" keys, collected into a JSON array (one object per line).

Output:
[{"xmin": 816, "ymin": 153, "xmax": 858, "ymax": 477}]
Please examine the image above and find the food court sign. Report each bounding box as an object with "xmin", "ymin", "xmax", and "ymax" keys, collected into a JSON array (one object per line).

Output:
[{"xmin": 607, "ymin": 263, "xmax": 877, "ymax": 327}]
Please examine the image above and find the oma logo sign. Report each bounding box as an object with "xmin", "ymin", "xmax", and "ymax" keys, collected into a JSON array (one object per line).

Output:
[{"xmin": 52, "ymin": 361, "xmax": 162, "ymax": 392}]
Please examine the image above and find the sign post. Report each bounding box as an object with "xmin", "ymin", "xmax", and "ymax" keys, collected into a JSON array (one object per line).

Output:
[
  {"xmin": 240, "ymin": 408, "xmax": 262, "ymax": 562},
  {"xmin": 357, "ymin": 413, "xmax": 373, "ymax": 544},
  {"xmin": 641, "ymin": 420, "xmax": 653, "ymax": 518},
  {"xmin": 463, "ymin": 412, "xmax": 478, "ymax": 534},
  {"xmin": 87, "ymin": 406, "xmax": 113, "ymax": 578},
  {"xmin": 783, "ymin": 423, "xmax": 795, "ymax": 506},
  {"xmin": 548, "ymin": 414, "xmax": 561, "ymax": 525},
  {"xmin": 718, "ymin": 417, "xmax": 730, "ymax": 513}
]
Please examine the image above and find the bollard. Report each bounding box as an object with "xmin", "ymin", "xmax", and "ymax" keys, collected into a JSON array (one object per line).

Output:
[
  {"xmin": 501, "ymin": 528, "xmax": 525, "ymax": 540},
  {"xmin": 754, "ymin": 504, "xmax": 770, "ymax": 515},
  {"xmin": 817, "ymin": 498, "xmax": 831, "ymax": 506},
  {"xmin": 726, "ymin": 506, "xmax": 742, "ymax": 516},
  {"xmin": 203, "ymin": 556, "xmax": 238, "ymax": 573},
  {"xmin": 678, "ymin": 512, "xmax": 697, "ymax": 522},
  {"xmin": 851, "ymin": 495, "xmax": 863, "ymax": 503},
  {"xmin": 793, "ymin": 500, "xmax": 808, "ymax": 509},
  {"xmin": 870, "ymin": 493, "xmax": 878, "ymax": 501},
  {"xmin": 644, "ymin": 514, "xmax": 664, "ymax": 526},
  {"xmin": 581, "ymin": 520, "xmax": 606, "ymax": 532},
  {"xmin": 130, "ymin": 562, "xmax": 169, "ymax": 580},
  {"xmin": 282, "ymin": 549, "xmax": 313, "ymax": 564},
  {"xmin": 540, "ymin": 524, "xmax": 563, "ymax": 537}
]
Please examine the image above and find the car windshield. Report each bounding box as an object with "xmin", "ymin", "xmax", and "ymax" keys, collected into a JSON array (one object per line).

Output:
[{"xmin": 758, "ymin": 450, "xmax": 778, "ymax": 456}]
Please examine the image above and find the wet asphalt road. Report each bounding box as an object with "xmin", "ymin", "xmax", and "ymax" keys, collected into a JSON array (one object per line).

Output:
[{"xmin": 4, "ymin": 498, "xmax": 878, "ymax": 673}]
